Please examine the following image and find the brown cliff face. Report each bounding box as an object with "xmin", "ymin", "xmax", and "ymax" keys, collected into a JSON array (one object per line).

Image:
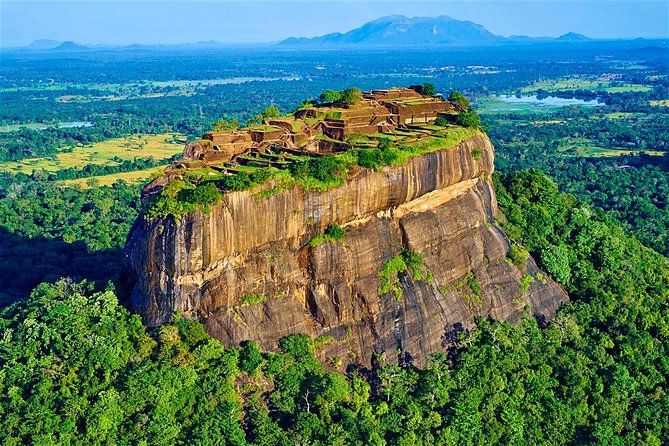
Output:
[{"xmin": 126, "ymin": 133, "xmax": 567, "ymax": 366}]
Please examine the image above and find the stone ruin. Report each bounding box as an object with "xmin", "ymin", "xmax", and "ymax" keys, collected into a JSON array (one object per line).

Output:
[
  {"xmin": 142, "ymin": 88, "xmax": 458, "ymax": 199},
  {"xmin": 185, "ymin": 88, "xmax": 455, "ymax": 162}
]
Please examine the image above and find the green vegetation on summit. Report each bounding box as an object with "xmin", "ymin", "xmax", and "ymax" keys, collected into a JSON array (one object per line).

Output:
[{"xmin": 142, "ymin": 88, "xmax": 480, "ymax": 221}]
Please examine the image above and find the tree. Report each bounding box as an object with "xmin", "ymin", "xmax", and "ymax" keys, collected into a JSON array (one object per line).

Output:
[
  {"xmin": 421, "ymin": 83, "xmax": 437, "ymax": 96},
  {"xmin": 340, "ymin": 88, "xmax": 362, "ymax": 105},
  {"xmin": 239, "ymin": 340, "xmax": 264, "ymax": 374},
  {"xmin": 212, "ymin": 119, "xmax": 239, "ymax": 132},
  {"xmin": 319, "ymin": 89, "xmax": 342, "ymax": 104},
  {"xmin": 248, "ymin": 106, "xmax": 282, "ymax": 124},
  {"xmin": 454, "ymin": 110, "xmax": 482, "ymax": 129},
  {"xmin": 261, "ymin": 106, "xmax": 281, "ymax": 119},
  {"xmin": 448, "ymin": 91, "xmax": 470, "ymax": 111},
  {"xmin": 377, "ymin": 137, "xmax": 393, "ymax": 151}
]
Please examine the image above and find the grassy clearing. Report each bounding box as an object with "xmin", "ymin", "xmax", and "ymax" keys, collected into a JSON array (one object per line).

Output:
[
  {"xmin": 0, "ymin": 122, "xmax": 91, "ymax": 133},
  {"xmin": 596, "ymin": 150, "xmax": 666, "ymax": 157},
  {"xmin": 520, "ymin": 77, "xmax": 651, "ymax": 94},
  {"xmin": 604, "ymin": 112, "xmax": 637, "ymax": 119},
  {"xmin": 476, "ymin": 97, "xmax": 560, "ymax": 114},
  {"xmin": 58, "ymin": 165, "xmax": 167, "ymax": 188},
  {"xmin": 4, "ymin": 77, "xmax": 299, "ymax": 103},
  {"xmin": 0, "ymin": 133, "xmax": 184, "ymax": 174},
  {"xmin": 555, "ymin": 136, "xmax": 665, "ymax": 158},
  {"xmin": 532, "ymin": 120, "xmax": 565, "ymax": 125},
  {"xmin": 556, "ymin": 137, "xmax": 609, "ymax": 157}
]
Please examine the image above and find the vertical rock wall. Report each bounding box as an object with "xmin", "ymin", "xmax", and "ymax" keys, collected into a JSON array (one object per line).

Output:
[{"xmin": 126, "ymin": 133, "xmax": 568, "ymax": 366}]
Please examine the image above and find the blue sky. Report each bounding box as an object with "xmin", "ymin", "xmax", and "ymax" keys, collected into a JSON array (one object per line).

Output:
[{"xmin": 2, "ymin": 1, "xmax": 667, "ymax": 47}]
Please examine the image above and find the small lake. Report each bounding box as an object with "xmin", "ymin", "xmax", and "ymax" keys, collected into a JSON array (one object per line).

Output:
[
  {"xmin": 52, "ymin": 121, "xmax": 94, "ymax": 129},
  {"xmin": 495, "ymin": 95, "xmax": 603, "ymax": 108},
  {"xmin": 0, "ymin": 121, "xmax": 94, "ymax": 133}
]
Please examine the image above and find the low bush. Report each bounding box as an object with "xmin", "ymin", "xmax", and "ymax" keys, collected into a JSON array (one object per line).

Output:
[
  {"xmin": 454, "ymin": 110, "xmax": 483, "ymax": 129},
  {"xmin": 378, "ymin": 248, "xmax": 427, "ymax": 298},
  {"xmin": 508, "ymin": 244, "xmax": 530, "ymax": 271},
  {"xmin": 309, "ymin": 224, "xmax": 345, "ymax": 247},
  {"xmin": 289, "ymin": 155, "xmax": 349, "ymax": 189},
  {"xmin": 144, "ymin": 180, "xmax": 222, "ymax": 221}
]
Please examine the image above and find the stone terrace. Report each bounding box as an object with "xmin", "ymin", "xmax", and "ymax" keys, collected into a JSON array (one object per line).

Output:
[{"xmin": 142, "ymin": 87, "xmax": 460, "ymax": 197}]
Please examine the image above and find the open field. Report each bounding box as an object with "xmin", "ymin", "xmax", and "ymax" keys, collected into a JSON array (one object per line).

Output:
[
  {"xmin": 553, "ymin": 136, "xmax": 665, "ymax": 158},
  {"xmin": 0, "ymin": 133, "xmax": 185, "ymax": 174},
  {"xmin": 520, "ymin": 78, "xmax": 651, "ymax": 94},
  {"xmin": 0, "ymin": 121, "xmax": 93, "ymax": 133},
  {"xmin": 3, "ymin": 76, "xmax": 301, "ymax": 103},
  {"xmin": 59, "ymin": 165, "xmax": 167, "ymax": 188},
  {"xmin": 475, "ymin": 96, "xmax": 597, "ymax": 114}
]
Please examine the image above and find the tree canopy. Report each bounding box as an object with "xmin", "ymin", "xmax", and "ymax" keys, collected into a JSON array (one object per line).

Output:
[
  {"xmin": 448, "ymin": 91, "xmax": 470, "ymax": 111},
  {"xmin": 2, "ymin": 169, "xmax": 668, "ymax": 445}
]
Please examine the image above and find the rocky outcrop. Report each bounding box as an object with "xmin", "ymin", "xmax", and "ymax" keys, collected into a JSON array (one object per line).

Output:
[{"xmin": 126, "ymin": 133, "xmax": 567, "ymax": 366}]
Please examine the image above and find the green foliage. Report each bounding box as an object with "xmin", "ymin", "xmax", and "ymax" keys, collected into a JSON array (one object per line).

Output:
[
  {"xmin": 239, "ymin": 340, "xmax": 264, "ymax": 374},
  {"xmin": 448, "ymin": 90, "xmax": 470, "ymax": 111},
  {"xmin": 278, "ymin": 333, "xmax": 315, "ymax": 360},
  {"xmin": 456, "ymin": 271, "xmax": 482, "ymax": 305},
  {"xmin": 487, "ymin": 107, "xmax": 669, "ymax": 256},
  {"xmin": 466, "ymin": 271, "xmax": 481, "ymax": 296},
  {"xmin": 319, "ymin": 89, "xmax": 342, "ymax": 103},
  {"xmin": 213, "ymin": 119, "xmax": 239, "ymax": 132},
  {"xmin": 0, "ymin": 280, "xmax": 246, "ymax": 446},
  {"xmin": 378, "ymin": 248, "xmax": 427, "ymax": 298},
  {"xmin": 454, "ymin": 110, "xmax": 483, "ymax": 129},
  {"xmin": 309, "ymin": 224, "xmax": 345, "ymax": 247},
  {"xmin": 144, "ymin": 180, "xmax": 223, "ymax": 221},
  {"xmin": 433, "ymin": 116, "xmax": 450, "ymax": 127},
  {"xmin": 540, "ymin": 244, "xmax": 572, "ymax": 284},
  {"xmin": 317, "ymin": 87, "xmax": 362, "ymax": 105},
  {"xmin": 471, "ymin": 146, "xmax": 484, "ymax": 160},
  {"xmin": 288, "ymin": 154, "xmax": 350, "ymax": 190},
  {"xmin": 354, "ymin": 137, "xmax": 400, "ymax": 170},
  {"xmin": 379, "ymin": 255, "xmax": 409, "ymax": 298},
  {"xmin": 377, "ymin": 137, "xmax": 393, "ymax": 151},
  {"xmin": 4, "ymin": 184, "xmax": 669, "ymax": 446},
  {"xmin": 357, "ymin": 127, "xmax": 478, "ymax": 173},
  {"xmin": 0, "ymin": 179, "xmax": 141, "ymax": 297},
  {"xmin": 507, "ymin": 244, "xmax": 530, "ymax": 271},
  {"xmin": 248, "ymin": 105, "xmax": 282, "ymax": 124},
  {"xmin": 240, "ymin": 294, "xmax": 266, "ymax": 305},
  {"xmin": 519, "ymin": 274, "xmax": 535, "ymax": 294},
  {"xmin": 421, "ymin": 83, "xmax": 436, "ymax": 96},
  {"xmin": 345, "ymin": 132, "xmax": 369, "ymax": 146},
  {"xmin": 223, "ymin": 168, "xmax": 273, "ymax": 191},
  {"xmin": 410, "ymin": 83, "xmax": 437, "ymax": 96},
  {"xmin": 339, "ymin": 87, "xmax": 362, "ymax": 105},
  {"xmin": 356, "ymin": 148, "xmax": 383, "ymax": 171}
]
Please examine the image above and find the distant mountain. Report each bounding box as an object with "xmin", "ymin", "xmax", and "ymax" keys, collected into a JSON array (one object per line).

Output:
[
  {"xmin": 50, "ymin": 41, "xmax": 90, "ymax": 52},
  {"xmin": 280, "ymin": 15, "xmax": 503, "ymax": 47},
  {"xmin": 556, "ymin": 32, "xmax": 591, "ymax": 42},
  {"xmin": 25, "ymin": 39, "xmax": 62, "ymax": 50},
  {"xmin": 280, "ymin": 15, "xmax": 593, "ymax": 48}
]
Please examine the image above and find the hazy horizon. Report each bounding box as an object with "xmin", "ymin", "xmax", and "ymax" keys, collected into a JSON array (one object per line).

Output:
[{"xmin": 2, "ymin": 0, "xmax": 668, "ymax": 48}]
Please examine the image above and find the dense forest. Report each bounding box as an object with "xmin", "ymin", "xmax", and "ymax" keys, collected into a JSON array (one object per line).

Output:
[
  {"xmin": 485, "ymin": 108, "xmax": 669, "ymax": 255},
  {"xmin": 1, "ymin": 170, "xmax": 667, "ymax": 445},
  {"xmin": 0, "ymin": 179, "xmax": 139, "ymax": 299},
  {"xmin": 0, "ymin": 41, "xmax": 667, "ymax": 444}
]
